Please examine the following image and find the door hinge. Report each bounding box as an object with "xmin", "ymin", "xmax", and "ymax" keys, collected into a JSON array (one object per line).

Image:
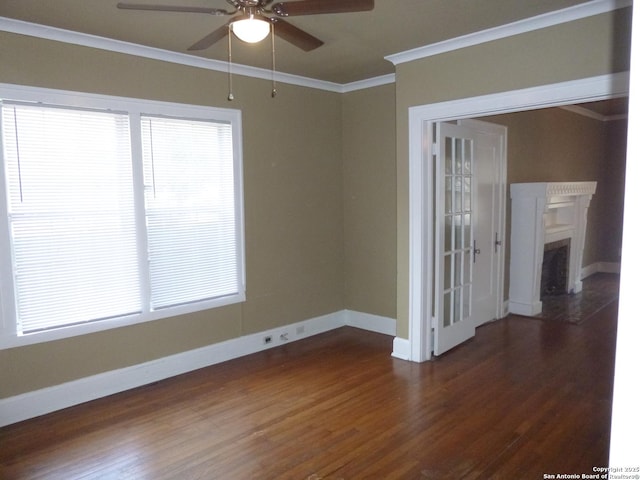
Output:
[{"xmin": 430, "ymin": 325, "xmax": 435, "ymax": 352}]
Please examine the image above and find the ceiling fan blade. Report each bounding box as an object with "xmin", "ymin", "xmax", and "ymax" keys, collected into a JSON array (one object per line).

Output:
[
  {"xmin": 272, "ymin": 18, "xmax": 323, "ymax": 51},
  {"xmin": 272, "ymin": 0, "xmax": 373, "ymax": 17},
  {"xmin": 117, "ymin": 2, "xmax": 231, "ymax": 15},
  {"xmin": 187, "ymin": 24, "xmax": 230, "ymax": 51}
]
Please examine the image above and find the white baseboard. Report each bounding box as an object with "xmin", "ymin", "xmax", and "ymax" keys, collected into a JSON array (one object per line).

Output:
[
  {"xmin": 0, "ymin": 309, "xmax": 395, "ymax": 427},
  {"xmin": 508, "ymin": 300, "xmax": 543, "ymax": 316},
  {"xmin": 501, "ymin": 301, "xmax": 510, "ymax": 318},
  {"xmin": 344, "ymin": 310, "xmax": 396, "ymax": 336},
  {"xmin": 391, "ymin": 337, "xmax": 411, "ymax": 360},
  {"xmin": 581, "ymin": 261, "xmax": 621, "ymax": 278}
]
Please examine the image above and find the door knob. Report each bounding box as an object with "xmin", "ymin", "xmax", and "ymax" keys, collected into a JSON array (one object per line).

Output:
[{"xmin": 473, "ymin": 240, "xmax": 481, "ymax": 263}]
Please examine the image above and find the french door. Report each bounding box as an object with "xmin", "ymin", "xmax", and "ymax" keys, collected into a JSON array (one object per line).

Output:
[
  {"xmin": 434, "ymin": 123, "xmax": 476, "ymax": 355},
  {"xmin": 433, "ymin": 121, "xmax": 505, "ymax": 356}
]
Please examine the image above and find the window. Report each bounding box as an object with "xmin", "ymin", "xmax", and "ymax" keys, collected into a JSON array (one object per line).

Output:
[
  {"xmin": 0, "ymin": 85, "xmax": 244, "ymax": 348},
  {"xmin": 2, "ymin": 104, "xmax": 140, "ymax": 334},
  {"xmin": 141, "ymin": 116, "xmax": 238, "ymax": 310}
]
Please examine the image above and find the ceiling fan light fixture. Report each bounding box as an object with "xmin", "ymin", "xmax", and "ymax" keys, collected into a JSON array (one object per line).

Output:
[{"xmin": 231, "ymin": 14, "xmax": 270, "ymax": 43}]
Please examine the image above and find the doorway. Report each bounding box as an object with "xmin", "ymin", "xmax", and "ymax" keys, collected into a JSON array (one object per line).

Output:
[{"xmin": 400, "ymin": 72, "xmax": 629, "ymax": 363}]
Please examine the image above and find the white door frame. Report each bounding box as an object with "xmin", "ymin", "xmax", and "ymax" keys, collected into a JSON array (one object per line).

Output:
[{"xmin": 404, "ymin": 71, "xmax": 629, "ymax": 363}]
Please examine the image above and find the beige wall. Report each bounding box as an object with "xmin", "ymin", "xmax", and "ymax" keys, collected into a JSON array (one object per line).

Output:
[
  {"xmin": 394, "ymin": 8, "xmax": 632, "ymax": 339},
  {"xmin": 342, "ymin": 85, "xmax": 397, "ymax": 319},
  {"xmin": 0, "ymin": 32, "xmax": 344, "ymax": 397}
]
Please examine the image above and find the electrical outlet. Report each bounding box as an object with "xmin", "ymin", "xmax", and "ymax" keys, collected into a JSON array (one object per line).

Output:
[
  {"xmin": 280, "ymin": 333, "xmax": 289, "ymax": 342},
  {"xmin": 264, "ymin": 335, "xmax": 272, "ymax": 344}
]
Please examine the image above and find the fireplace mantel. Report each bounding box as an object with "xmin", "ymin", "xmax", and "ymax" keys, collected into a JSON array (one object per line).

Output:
[{"xmin": 508, "ymin": 181, "xmax": 596, "ymax": 316}]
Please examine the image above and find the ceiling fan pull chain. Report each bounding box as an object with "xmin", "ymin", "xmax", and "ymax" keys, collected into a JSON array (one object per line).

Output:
[
  {"xmin": 271, "ymin": 22, "xmax": 277, "ymax": 98},
  {"xmin": 227, "ymin": 24, "xmax": 234, "ymax": 101}
]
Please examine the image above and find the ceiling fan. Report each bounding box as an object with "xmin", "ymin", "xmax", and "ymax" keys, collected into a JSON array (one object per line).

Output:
[{"xmin": 116, "ymin": 0, "xmax": 375, "ymax": 52}]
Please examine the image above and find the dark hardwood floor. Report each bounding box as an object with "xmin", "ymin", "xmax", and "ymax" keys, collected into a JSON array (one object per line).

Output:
[
  {"xmin": 536, "ymin": 272, "xmax": 620, "ymax": 324},
  {"xmin": 1, "ymin": 301, "xmax": 618, "ymax": 479}
]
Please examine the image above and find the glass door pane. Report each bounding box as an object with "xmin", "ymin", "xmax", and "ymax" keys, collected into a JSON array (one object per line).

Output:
[{"xmin": 442, "ymin": 134, "xmax": 473, "ymax": 330}]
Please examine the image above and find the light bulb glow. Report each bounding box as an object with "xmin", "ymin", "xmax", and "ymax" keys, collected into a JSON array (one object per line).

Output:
[{"xmin": 231, "ymin": 15, "xmax": 270, "ymax": 43}]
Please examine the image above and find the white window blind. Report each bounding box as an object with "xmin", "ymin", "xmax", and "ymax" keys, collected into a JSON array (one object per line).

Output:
[
  {"xmin": 141, "ymin": 116, "xmax": 240, "ymax": 309},
  {"xmin": 0, "ymin": 86, "xmax": 244, "ymax": 346},
  {"xmin": 1, "ymin": 103, "xmax": 141, "ymax": 333}
]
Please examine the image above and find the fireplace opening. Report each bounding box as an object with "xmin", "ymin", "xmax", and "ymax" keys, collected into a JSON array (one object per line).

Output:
[{"xmin": 540, "ymin": 239, "xmax": 570, "ymax": 297}]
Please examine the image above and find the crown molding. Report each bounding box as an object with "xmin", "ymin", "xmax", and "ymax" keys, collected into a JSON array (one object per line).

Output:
[
  {"xmin": 0, "ymin": 15, "xmax": 397, "ymax": 93},
  {"xmin": 385, "ymin": 0, "xmax": 633, "ymax": 66},
  {"xmin": 0, "ymin": 16, "xmax": 346, "ymax": 93},
  {"xmin": 341, "ymin": 74, "xmax": 396, "ymax": 93},
  {"xmin": 561, "ymin": 104, "xmax": 628, "ymax": 122},
  {"xmin": 1, "ymin": 0, "xmax": 632, "ymax": 94}
]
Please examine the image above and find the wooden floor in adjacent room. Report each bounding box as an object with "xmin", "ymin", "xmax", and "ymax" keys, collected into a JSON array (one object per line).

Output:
[{"xmin": 0, "ymin": 301, "xmax": 618, "ymax": 479}]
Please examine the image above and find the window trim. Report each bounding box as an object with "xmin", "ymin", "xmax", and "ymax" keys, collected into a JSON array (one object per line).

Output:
[{"xmin": 0, "ymin": 83, "xmax": 245, "ymax": 349}]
